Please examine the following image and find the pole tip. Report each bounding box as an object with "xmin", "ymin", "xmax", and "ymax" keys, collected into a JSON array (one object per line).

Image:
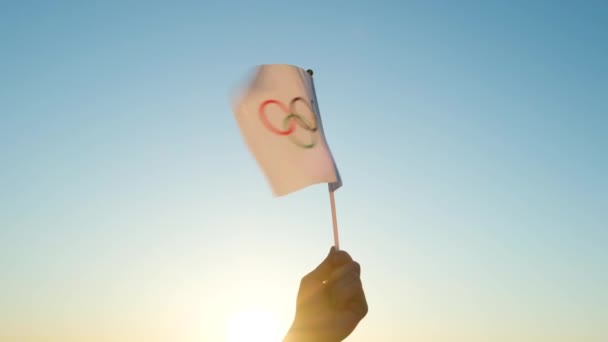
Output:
[{"xmin": 306, "ymin": 69, "xmax": 314, "ymax": 76}]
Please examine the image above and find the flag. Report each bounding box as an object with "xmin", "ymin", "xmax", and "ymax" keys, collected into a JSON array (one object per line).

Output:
[{"xmin": 231, "ymin": 64, "xmax": 342, "ymax": 196}]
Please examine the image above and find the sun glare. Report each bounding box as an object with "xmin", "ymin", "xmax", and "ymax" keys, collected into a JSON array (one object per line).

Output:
[{"xmin": 225, "ymin": 306, "xmax": 282, "ymax": 342}]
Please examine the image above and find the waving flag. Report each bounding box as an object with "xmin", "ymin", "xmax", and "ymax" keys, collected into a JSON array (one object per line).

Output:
[{"xmin": 231, "ymin": 64, "xmax": 342, "ymax": 196}]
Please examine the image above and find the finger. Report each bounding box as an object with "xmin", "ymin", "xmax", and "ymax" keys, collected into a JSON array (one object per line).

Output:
[
  {"xmin": 351, "ymin": 274, "xmax": 368, "ymax": 317},
  {"xmin": 330, "ymin": 268, "xmax": 360, "ymax": 303},
  {"xmin": 328, "ymin": 261, "xmax": 360, "ymax": 284},
  {"xmin": 332, "ymin": 250, "xmax": 354, "ymax": 267},
  {"xmin": 333, "ymin": 272, "xmax": 368, "ymax": 319},
  {"xmin": 351, "ymin": 287, "xmax": 368, "ymax": 318},
  {"xmin": 349, "ymin": 294, "xmax": 368, "ymax": 319},
  {"xmin": 302, "ymin": 246, "xmax": 336, "ymax": 283},
  {"xmin": 332, "ymin": 277, "xmax": 363, "ymax": 309}
]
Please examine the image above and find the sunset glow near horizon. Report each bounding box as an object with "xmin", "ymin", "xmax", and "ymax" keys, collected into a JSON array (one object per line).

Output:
[{"xmin": 1, "ymin": 1, "xmax": 607, "ymax": 341}]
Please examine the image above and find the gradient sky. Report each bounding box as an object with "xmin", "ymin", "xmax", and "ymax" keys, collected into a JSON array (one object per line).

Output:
[{"xmin": 1, "ymin": 1, "xmax": 607, "ymax": 341}]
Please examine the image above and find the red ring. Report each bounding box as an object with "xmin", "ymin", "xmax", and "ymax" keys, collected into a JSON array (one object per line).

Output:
[{"xmin": 259, "ymin": 99, "xmax": 296, "ymax": 135}]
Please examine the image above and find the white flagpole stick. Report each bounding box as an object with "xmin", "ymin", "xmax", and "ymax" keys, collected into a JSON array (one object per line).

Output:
[
  {"xmin": 329, "ymin": 189, "xmax": 340, "ymax": 250},
  {"xmin": 307, "ymin": 68, "xmax": 341, "ymax": 250}
]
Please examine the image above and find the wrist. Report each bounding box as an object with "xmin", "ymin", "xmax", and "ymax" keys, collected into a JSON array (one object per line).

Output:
[
  {"xmin": 284, "ymin": 326, "xmax": 318, "ymax": 342},
  {"xmin": 283, "ymin": 327, "xmax": 306, "ymax": 342},
  {"xmin": 284, "ymin": 326, "xmax": 334, "ymax": 342}
]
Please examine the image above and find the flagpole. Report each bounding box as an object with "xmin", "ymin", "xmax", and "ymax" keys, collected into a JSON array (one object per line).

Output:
[
  {"xmin": 329, "ymin": 189, "xmax": 340, "ymax": 250},
  {"xmin": 307, "ymin": 68, "xmax": 341, "ymax": 250}
]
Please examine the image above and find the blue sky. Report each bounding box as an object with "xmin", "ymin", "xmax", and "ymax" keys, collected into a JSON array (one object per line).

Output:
[{"xmin": 1, "ymin": 1, "xmax": 607, "ymax": 341}]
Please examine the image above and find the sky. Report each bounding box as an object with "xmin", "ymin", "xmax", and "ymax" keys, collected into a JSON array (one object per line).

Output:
[{"xmin": 1, "ymin": 1, "xmax": 607, "ymax": 341}]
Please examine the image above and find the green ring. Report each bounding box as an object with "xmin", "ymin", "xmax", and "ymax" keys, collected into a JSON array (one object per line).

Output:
[{"xmin": 283, "ymin": 114, "xmax": 317, "ymax": 149}]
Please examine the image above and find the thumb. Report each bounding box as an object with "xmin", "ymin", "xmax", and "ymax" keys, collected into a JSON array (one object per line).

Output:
[{"xmin": 306, "ymin": 246, "xmax": 336, "ymax": 281}]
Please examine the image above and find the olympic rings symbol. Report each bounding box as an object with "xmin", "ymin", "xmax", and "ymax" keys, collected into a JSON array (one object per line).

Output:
[{"xmin": 258, "ymin": 97, "xmax": 318, "ymax": 149}]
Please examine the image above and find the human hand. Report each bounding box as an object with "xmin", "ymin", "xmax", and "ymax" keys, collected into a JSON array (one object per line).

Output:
[{"xmin": 284, "ymin": 247, "xmax": 368, "ymax": 342}]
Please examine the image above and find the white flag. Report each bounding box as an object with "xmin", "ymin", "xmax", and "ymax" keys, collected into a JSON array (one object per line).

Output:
[{"xmin": 231, "ymin": 64, "xmax": 342, "ymax": 196}]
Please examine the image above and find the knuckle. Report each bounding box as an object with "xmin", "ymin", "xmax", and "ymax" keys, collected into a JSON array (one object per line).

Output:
[{"xmin": 336, "ymin": 250, "xmax": 353, "ymax": 261}]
